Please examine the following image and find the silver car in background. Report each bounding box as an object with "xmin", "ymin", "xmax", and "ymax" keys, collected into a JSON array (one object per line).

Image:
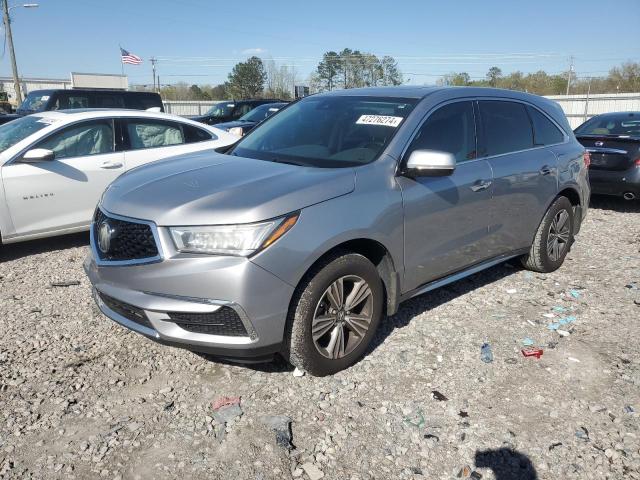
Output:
[{"xmin": 85, "ymin": 87, "xmax": 590, "ymax": 376}]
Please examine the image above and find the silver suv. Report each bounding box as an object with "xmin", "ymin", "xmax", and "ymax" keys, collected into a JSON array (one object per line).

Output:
[{"xmin": 85, "ymin": 87, "xmax": 590, "ymax": 376}]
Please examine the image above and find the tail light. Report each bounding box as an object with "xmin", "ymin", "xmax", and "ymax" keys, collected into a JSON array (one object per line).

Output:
[
  {"xmin": 635, "ymin": 157, "xmax": 640, "ymax": 167},
  {"xmin": 583, "ymin": 151, "xmax": 591, "ymax": 167}
]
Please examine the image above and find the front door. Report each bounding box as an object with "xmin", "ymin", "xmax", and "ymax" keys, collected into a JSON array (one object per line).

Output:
[
  {"xmin": 2, "ymin": 119, "xmax": 123, "ymax": 236},
  {"xmin": 397, "ymin": 100, "xmax": 494, "ymax": 292}
]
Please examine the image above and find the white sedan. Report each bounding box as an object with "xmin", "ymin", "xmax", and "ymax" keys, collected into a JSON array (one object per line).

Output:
[{"xmin": 0, "ymin": 109, "xmax": 237, "ymax": 244}]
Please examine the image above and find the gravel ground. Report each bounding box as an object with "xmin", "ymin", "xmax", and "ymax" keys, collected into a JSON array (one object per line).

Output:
[{"xmin": 1, "ymin": 196, "xmax": 639, "ymax": 480}]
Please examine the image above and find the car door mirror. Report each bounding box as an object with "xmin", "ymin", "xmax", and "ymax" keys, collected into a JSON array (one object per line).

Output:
[
  {"xmin": 21, "ymin": 148, "xmax": 55, "ymax": 163},
  {"xmin": 404, "ymin": 149, "xmax": 456, "ymax": 177}
]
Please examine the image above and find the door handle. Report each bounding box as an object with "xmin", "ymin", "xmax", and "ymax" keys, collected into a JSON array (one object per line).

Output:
[
  {"xmin": 470, "ymin": 179, "xmax": 492, "ymax": 192},
  {"xmin": 100, "ymin": 161, "xmax": 123, "ymax": 169},
  {"xmin": 539, "ymin": 165, "xmax": 553, "ymax": 175}
]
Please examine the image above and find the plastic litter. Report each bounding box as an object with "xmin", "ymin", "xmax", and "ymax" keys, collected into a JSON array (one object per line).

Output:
[
  {"xmin": 569, "ymin": 289, "xmax": 582, "ymax": 299},
  {"xmin": 212, "ymin": 396, "xmax": 243, "ymax": 425},
  {"xmin": 506, "ymin": 288, "xmax": 517, "ymax": 294},
  {"xmin": 522, "ymin": 337, "xmax": 534, "ymax": 347},
  {"xmin": 521, "ymin": 347, "xmax": 544, "ymax": 359},
  {"xmin": 553, "ymin": 306, "xmax": 568, "ymax": 313},
  {"xmin": 403, "ymin": 409, "xmax": 425, "ymax": 428},
  {"xmin": 480, "ymin": 343, "xmax": 494, "ymax": 363},
  {"xmin": 575, "ymin": 426, "xmax": 589, "ymax": 441},
  {"xmin": 624, "ymin": 405, "xmax": 635, "ymax": 414},
  {"xmin": 431, "ymin": 390, "xmax": 448, "ymax": 401},
  {"xmin": 557, "ymin": 329, "xmax": 570, "ymax": 337},
  {"xmin": 292, "ymin": 367, "xmax": 305, "ymax": 377},
  {"xmin": 260, "ymin": 415, "xmax": 294, "ymax": 449},
  {"xmin": 625, "ymin": 282, "xmax": 638, "ymax": 290},
  {"xmin": 547, "ymin": 316, "xmax": 576, "ymax": 330},
  {"xmin": 568, "ymin": 357, "xmax": 581, "ymax": 363}
]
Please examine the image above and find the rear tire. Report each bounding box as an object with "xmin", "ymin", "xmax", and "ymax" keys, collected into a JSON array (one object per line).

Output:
[
  {"xmin": 521, "ymin": 196, "xmax": 574, "ymax": 273},
  {"xmin": 285, "ymin": 252, "xmax": 383, "ymax": 376}
]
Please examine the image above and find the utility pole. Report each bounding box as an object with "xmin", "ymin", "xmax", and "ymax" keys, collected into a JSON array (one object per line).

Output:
[
  {"xmin": 150, "ymin": 57, "xmax": 157, "ymax": 92},
  {"xmin": 565, "ymin": 56, "xmax": 574, "ymax": 96},
  {"xmin": 2, "ymin": 2, "xmax": 39, "ymax": 105}
]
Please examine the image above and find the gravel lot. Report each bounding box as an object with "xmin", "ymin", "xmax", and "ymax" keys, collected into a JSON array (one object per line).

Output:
[{"xmin": 1, "ymin": 196, "xmax": 639, "ymax": 480}]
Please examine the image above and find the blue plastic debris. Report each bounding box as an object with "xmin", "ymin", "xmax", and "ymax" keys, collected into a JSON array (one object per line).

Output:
[
  {"xmin": 569, "ymin": 289, "xmax": 581, "ymax": 299},
  {"xmin": 480, "ymin": 343, "xmax": 494, "ymax": 363},
  {"xmin": 522, "ymin": 337, "xmax": 534, "ymax": 346},
  {"xmin": 548, "ymin": 316, "xmax": 576, "ymax": 331},
  {"xmin": 553, "ymin": 306, "xmax": 568, "ymax": 313}
]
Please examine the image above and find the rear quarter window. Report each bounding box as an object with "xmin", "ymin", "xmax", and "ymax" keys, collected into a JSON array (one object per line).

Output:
[
  {"xmin": 479, "ymin": 101, "xmax": 533, "ymax": 156},
  {"xmin": 183, "ymin": 124, "xmax": 216, "ymax": 143},
  {"xmin": 527, "ymin": 106, "xmax": 564, "ymax": 146}
]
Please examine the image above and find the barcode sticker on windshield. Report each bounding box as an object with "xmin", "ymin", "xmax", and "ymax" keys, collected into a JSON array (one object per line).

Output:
[{"xmin": 356, "ymin": 115, "xmax": 403, "ymax": 127}]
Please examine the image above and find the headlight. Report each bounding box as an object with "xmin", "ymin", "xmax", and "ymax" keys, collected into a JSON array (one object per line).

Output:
[
  {"xmin": 228, "ymin": 126, "xmax": 244, "ymax": 137},
  {"xmin": 170, "ymin": 213, "xmax": 299, "ymax": 256}
]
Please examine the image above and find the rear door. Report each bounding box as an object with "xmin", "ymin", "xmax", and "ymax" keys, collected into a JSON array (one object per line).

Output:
[
  {"xmin": 478, "ymin": 100, "xmax": 559, "ymax": 255},
  {"xmin": 120, "ymin": 118, "xmax": 220, "ymax": 170},
  {"xmin": 398, "ymin": 100, "xmax": 494, "ymax": 291},
  {"xmin": 2, "ymin": 119, "xmax": 123, "ymax": 235}
]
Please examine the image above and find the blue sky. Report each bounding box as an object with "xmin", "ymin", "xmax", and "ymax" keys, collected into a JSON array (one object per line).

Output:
[{"xmin": 5, "ymin": 0, "xmax": 639, "ymax": 86}]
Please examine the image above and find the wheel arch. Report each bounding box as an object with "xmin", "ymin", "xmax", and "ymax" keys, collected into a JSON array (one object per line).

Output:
[{"xmin": 290, "ymin": 237, "xmax": 401, "ymax": 318}]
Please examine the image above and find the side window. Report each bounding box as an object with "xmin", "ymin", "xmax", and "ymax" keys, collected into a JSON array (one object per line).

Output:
[
  {"xmin": 183, "ymin": 124, "xmax": 215, "ymax": 143},
  {"xmin": 233, "ymin": 104, "xmax": 252, "ymax": 119},
  {"xmin": 51, "ymin": 93, "xmax": 90, "ymax": 110},
  {"xmin": 406, "ymin": 101, "xmax": 476, "ymax": 163},
  {"xmin": 126, "ymin": 120, "xmax": 185, "ymax": 150},
  {"xmin": 93, "ymin": 94, "xmax": 125, "ymax": 109},
  {"xmin": 36, "ymin": 120, "xmax": 114, "ymax": 159},
  {"xmin": 526, "ymin": 105, "xmax": 564, "ymax": 146},
  {"xmin": 479, "ymin": 101, "xmax": 533, "ymax": 156}
]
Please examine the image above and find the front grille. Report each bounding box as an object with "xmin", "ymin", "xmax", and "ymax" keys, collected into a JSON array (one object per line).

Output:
[
  {"xmin": 98, "ymin": 292, "xmax": 153, "ymax": 329},
  {"xmin": 93, "ymin": 209, "xmax": 158, "ymax": 262},
  {"xmin": 168, "ymin": 307, "xmax": 248, "ymax": 337}
]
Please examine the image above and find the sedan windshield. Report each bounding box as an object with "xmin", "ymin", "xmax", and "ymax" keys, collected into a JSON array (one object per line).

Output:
[
  {"xmin": 230, "ymin": 96, "xmax": 416, "ymax": 167},
  {"xmin": 239, "ymin": 103, "xmax": 282, "ymax": 123},
  {"xmin": 206, "ymin": 103, "xmax": 235, "ymax": 118},
  {"xmin": 0, "ymin": 116, "xmax": 49, "ymax": 153},
  {"xmin": 575, "ymin": 113, "xmax": 640, "ymax": 137}
]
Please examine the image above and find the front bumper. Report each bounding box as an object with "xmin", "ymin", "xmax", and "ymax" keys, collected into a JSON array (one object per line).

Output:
[
  {"xmin": 84, "ymin": 251, "xmax": 295, "ymax": 360},
  {"xmin": 589, "ymin": 167, "xmax": 640, "ymax": 197}
]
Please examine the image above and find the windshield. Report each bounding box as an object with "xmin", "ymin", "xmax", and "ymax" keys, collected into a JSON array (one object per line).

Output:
[
  {"xmin": 18, "ymin": 92, "xmax": 51, "ymax": 113},
  {"xmin": 230, "ymin": 96, "xmax": 417, "ymax": 168},
  {"xmin": 575, "ymin": 113, "xmax": 640, "ymax": 137},
  {"xmin": 205, "ymin": 102, "xmax": 235, "ymax": 118},
  {"xmin": 0, "ymin": 116, "xmax": 50, "ymax": 153},
  {"xmin": 239, "ymin": 104, "xmax": 282, "ymax": 123}
]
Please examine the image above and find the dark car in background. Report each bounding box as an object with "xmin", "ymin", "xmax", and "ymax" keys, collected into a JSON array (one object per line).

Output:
[
  {"xmin": 215, "ymin": 102, "xmax": 288, "ymax": 136},
  {"xmin": 190, "ymin": 99, "xmax": 283, "ymax": 126},
  {"xmin": 575, "ymin": 112, "xmax": 640, "ymax": 200},
  {"xmin": 0, "ymin": 89, "xmax": 164, "ymax": 125}
]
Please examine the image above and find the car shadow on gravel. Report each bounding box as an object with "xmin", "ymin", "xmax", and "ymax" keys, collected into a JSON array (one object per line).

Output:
[
  {"xmin": 368, "ymin": 261, "xmax": 521, "ymax": 354},
  {"xmin": 475, "ymin": 448, "xmax": 538, "ymax": 479},
  {"xmin": 589, "ymin": 195, "xmax": 640, "ymax": 213},
  {"xmin": 0, "ymin": 232, "xmax": 89, "ymax": 262}
]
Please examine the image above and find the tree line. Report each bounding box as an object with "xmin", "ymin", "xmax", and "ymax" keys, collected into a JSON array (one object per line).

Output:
[{"xmin": 439, "ymin": 61, "xmax": 640, "ymax": 95}]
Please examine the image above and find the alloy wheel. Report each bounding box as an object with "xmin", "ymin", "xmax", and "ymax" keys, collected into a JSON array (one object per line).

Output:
[
  {"xmin": 311, "ymin": 275, "xmax": 374, "ymax": 359},
  {"xmin": 547, "ymin": 209, "xmax": 570, "ymax": 261}
]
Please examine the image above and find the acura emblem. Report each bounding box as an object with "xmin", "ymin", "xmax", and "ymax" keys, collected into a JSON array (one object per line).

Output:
[
  {"xmin": 595, "ymin": 141, "xmax": 604, "ymax": 147},
  {"xmin": 97, "ymin": 221, "xmax": 114, "ymax": 254}
]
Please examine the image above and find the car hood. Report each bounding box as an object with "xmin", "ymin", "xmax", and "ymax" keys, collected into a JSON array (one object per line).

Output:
[{"xmin": 101, "ymin": 151, "xmax": 356, "ymax": 225}]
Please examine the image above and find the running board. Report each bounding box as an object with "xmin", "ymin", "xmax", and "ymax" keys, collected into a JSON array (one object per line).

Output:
[{"xmin": 401, "ymin": 251, "xmax": 526, "ymax": 303}]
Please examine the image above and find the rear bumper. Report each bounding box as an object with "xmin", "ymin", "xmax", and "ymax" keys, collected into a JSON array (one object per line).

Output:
[{"xmin": 589, "ymin": 167, "xmax": 640, "ymax": 197}]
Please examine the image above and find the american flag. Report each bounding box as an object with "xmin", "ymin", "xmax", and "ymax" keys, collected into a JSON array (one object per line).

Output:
[{"xmin": 120, "ymin": 47, "xmax": 142, "ymax": 65}]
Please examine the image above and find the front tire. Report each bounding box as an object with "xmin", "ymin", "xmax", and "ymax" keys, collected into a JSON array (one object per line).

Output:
[
  {"xmin": 521, "ymin": 196, "xmax": 574, "ymax": 273},
  {"xmin": 285, "ymin": 252, "xmax": 384, "ymax": 376}
]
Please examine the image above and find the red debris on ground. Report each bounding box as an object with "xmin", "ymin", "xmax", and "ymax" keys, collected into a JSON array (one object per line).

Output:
[
  {"xmin": 521, "ymin": 347, "xmax": 544, "ymax": 359},
  {"xmin": 212, "ymin": 396, "xmax": 241, "ymax": 411}
]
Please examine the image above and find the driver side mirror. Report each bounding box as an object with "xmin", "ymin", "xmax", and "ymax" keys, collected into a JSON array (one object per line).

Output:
[
  {"xmin": 21, "ymin": 148, "xmax": 55, "ymax": 163},
  {"xmin": 403, "ymin": 149, "xmax": 456, "ymax": 177}
]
